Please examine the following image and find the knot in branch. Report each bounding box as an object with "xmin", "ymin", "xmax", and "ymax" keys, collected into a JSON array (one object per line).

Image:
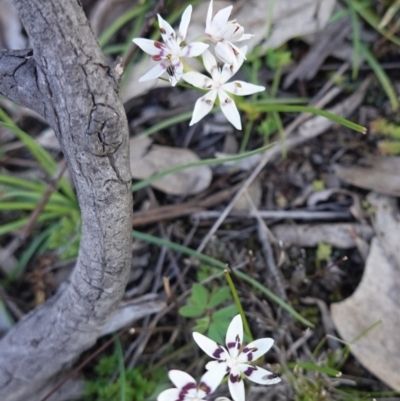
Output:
[{"xmin": 85, "ymin": 104, "xmax": 123, "ymax": 156}]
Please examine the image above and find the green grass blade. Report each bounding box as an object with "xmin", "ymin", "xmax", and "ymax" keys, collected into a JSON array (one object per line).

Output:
[
  {"xmin": 139, "ymin": 111, "xmax": 194, "ymax": 136},
  {"xmin": 131, "ymin": 144, "xmax": 273, "ymax": 192},
  {"xmin": 0, "ymin": 114, "xmax": 75, "ymax": 201},
  {"xmin": 114, "ymin": 338, "xmax": 127, "ymax": 401},
  {"xmin": 98, "ymin": 4, "xmax": 149, "ymax": 48},
  {"xmin": 347, "ymin": 0, "xmax": 361, "ymax": 80},
  {"xmin": 352, "ymin": 0, "xmax": 400, "ymax": 46},
  {"xmin": 0, "ymin": 201, "xmax": 74, "ymax": 214},
  {"xmin": 360, "ymin": 43, "xmax": 399, "ymax": 111},
  {"xmin": 0, "ymin": 175, "xmax": 46, "ymax": 192},
  {"xmin": 2, "ymin": 226, "xmax": 54, "ymax": 285},
  {"xmin": 249, "ymin": 104, "xmax": 366, "ymax": 133},
  {"xmin": 0, "ymin": 212, "xmax": 60, "ymax": 236},
  {"xmin": 1, "ymin": 189, "xmax": 76, "ymax": 206},
  {"xmin": 132, "ymin": 230, "xmax": 314, "ymax": 327},
  {"xmin": 288, "ymin": 361, "xmax": 341, "ymax": 376}
]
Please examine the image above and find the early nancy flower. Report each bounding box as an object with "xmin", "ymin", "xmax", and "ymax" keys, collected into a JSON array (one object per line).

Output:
[
  {"xmin": 182, "ymin": 47, "xmax": 264, "ymax": 130},
  {"xmin": 133, "ymin": 5, "xmax": 208, "ymax": 86},
  {"xmin": 205, "ymin": 0, "xmax": 253, "ymax": 65},
  {"xmin": 157, "ymin": 369, "xmax": 226, "ymax": 401},
  {"xmin": 193, "ymin": 314, "xmax": 281, "ymax": 401}
]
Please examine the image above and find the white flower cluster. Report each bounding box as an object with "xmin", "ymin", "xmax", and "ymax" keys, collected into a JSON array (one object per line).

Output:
[
  {"xmin": 157, "ymin": 315, "xmax": 281, "ymax": 401},
  {"xmin": 132, "ymin": 0, "xmax": 265, "ymax": 130}
]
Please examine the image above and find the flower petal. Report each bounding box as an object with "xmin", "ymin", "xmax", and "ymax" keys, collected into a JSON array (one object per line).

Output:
[
  {"xmin": 237, "ymin": 33, "xmax": 254, "ymax": 41},
  {"xmin": 238, "ymin": 338, "xmax": 274, "ymax": 363},
  {"xmin": 215, "ymin": 41, "xmax": 236, "ymax": 65},
  {"xmin": 212, "ymin": 5, "xmax": 233, "ymax": 31},
  {"xmin": 165, "ymin": 59, "xmax": 183, "ymax": 87},
  {"xmin": 138, "ymin": 62, "xmax": 166, "ymax": 82},
  {"xmin": 180, "ymin": 42, "xmax": 209, "ymax": 58},
  {"xmin": 239, "ymin": 364, "xmax": 281, "ymax": 385},
  {"xmin": 220, "ymin": 45, "xmax": 247, "ymax": 83},
  {"xmin": 168, "ymin": 369, "xmax": 197, "ymax": 390},
  {"xmin": 206, "ymin": 360, "xmax": 229, "ymax": 372},
  {"xmin": 206, "ymin": 0, "xmax": 214, "ymax": 32},
  {"xmin": 182, "ymin": 71, "xmax": 213, "ymax": 89},
  {"xmin": 197, "ymin": 364, "xmax": 227, "ymax": 398},
  {"xmin": 218, "ymin": 90, "xmax": 241, "ymax": 130},
  {"xmin": 178, "ymin": 5, "xmax": 192, "ymax": 42},
  {"xmin": 228, "ymin": 366, "xmax": 245, "ymax": 401},
  {"xmin": 157, "ymin": 14, "xmax": 176, "ymax": 44},
  {"xmin": 132, "ymin": 38, "xmax": 162, "ymax": 56},
  {"xmin": 202, "ymin": 50, "xmax": 219, "ymax": 80},
  {"xmin": 157, "ymin": 388, "xmax": 180, "ymax": 401},
  {"xmin": 193, "ymin": 330, "xmax": 228, "ymax": 359},
  {"xmin": 189, "ymin": 90, "xmax": 218, "ymax": 126},
  {"xmin": 222, "ymin": 81, "xmax": 265, "ymax": 96}
]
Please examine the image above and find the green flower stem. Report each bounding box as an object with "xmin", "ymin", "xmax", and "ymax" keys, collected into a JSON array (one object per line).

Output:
[{"xmin": 224, "ymin": 269, "xmax": 254, "ymax": 343}]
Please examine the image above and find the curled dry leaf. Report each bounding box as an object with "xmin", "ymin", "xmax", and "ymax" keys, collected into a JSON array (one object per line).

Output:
[
  {"xmin": 335, "ymin": 156, "xmax": 400, "ymax": 197},
  {"xmin": 130, "ymin": 136, "xmax": 212, "ymax": 195},
  {"xmin": 331, "ymin": 193, "xmax": 400, "ymax": 391}
]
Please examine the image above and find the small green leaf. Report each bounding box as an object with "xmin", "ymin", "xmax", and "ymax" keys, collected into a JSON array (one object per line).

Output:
[
  {"xmin": 289, "ymin": 362, "xmax": 341, "ymax": 377},
  {"xmin": 193, "ymin": 316, "xmax": 210, "ymax": 333},
  {"xmin": 208, "ymin": 287, "xmax": 232, "ymax": 308},
  {"xmin": 207, "ymin": 321, "xmax": 226, "ymax": 343},
  {"xmin": 179, "ymin": 305, "xmax": 205, "ymax": 318},
  {"xmin": 213, "ymin": 305, "xmax": 238, "ymax": 320},
  {"xmin": 191, "ymin": 283, "xmax": 209, "ymax": 306}
]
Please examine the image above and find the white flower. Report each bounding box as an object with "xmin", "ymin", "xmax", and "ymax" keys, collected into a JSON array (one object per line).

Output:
[
  {"xmin": 182, "ymin": 47, "xmax": 264, "ymax": 130},
  {"xmin": 193, "ymin": 315, "xmax": 281, "ymax": 401},
  {"xmin": 157, "ymin": 369, "xmax": 226, "ymax": 401},
  {"xmin": 133, "ymin": 5, "xmax": 209, "ymax": 86},
  {"xmin": 205, "ymin": 0, "xmax": 253, "ymax": 65}
]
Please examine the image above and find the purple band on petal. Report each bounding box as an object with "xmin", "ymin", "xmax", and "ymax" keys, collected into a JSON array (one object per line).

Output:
[
  {"xmin": 230, "ymin": 373, "xmax": 242, "ymax": 383},
  {"xmin": 243, "ymin": 366, "xmax": 257, "ymax": 377},
  {"xmin": 181, "ymin": 382, "xmax": 196, "ymax": 394},
  {"xmin": 213, "ymin": 347, "xmax": 224, "ymax": 359},
  {"xmin": 227, "ymin": 342, "xmax": 236, "ymax": 349},
  {"xmin": 199, "ymin": 381, "xmax": 212, "ymax": 395}
]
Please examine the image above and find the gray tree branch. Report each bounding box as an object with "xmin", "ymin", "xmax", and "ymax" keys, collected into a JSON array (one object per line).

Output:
[{"xmin": 0, "ymin": 0, "xmax": 133, "ymax": 400}]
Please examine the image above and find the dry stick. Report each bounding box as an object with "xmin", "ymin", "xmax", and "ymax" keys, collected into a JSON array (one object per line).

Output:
[
  {"xmin": 191, "ymin": 210, "xmax": 352, "ymax": 221},
  {"xmin": 247, "ymin": 194, "xmax": 288, "ymax": 303},
  {"xmin": 0, "ymin": 159, "xmax": 68, "ymax": 272}
]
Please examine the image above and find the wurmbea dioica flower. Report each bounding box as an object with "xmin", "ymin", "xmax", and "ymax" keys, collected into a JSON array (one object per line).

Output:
[
  {"xmin": 132, "ymin": 5, "xmax": 209, "ymax": 86},
  {"xmin": 157, "ymin": 368, "xmax": 226, "ymax": 401},
  {"xmin": 182, "ymin": 48, "xmax": 265, "ymax": 130},
  {"xmin": 205, "ymin": 0, "xmax": 253, "ymax": 65},
  {"xmin": 193, "ymin": 315, "xmax": 281, "ymax": 401},
  {"xmin": 132, "ymin": 1, "xmax": 264, "ymax": 130}
]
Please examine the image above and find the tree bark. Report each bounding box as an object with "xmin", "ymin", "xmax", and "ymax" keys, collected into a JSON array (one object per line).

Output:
[{"xmin": 0, "ymin": 1, "xmax": 133, "ymax": 400}]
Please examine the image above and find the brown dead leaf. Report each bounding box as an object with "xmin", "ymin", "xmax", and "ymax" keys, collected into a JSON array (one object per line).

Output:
[
  {"xmin": 130, "ymin": 136, "xmax": 212, "ymax": 195},
  {"xmin": 272, "ymin": 223, "xmax": 374, "ymax": 248},
  {"xmin": 335, "ymin": 156, "xmax": 400, "ymax": 197},
  {"xmin": 331, "ymin": 193, "xmax": 400, "ymax": 391}
]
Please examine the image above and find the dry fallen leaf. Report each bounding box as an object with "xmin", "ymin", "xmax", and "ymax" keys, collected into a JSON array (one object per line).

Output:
[
  {"xmin": 130, "ymin": 136, "xmax": 212, "ymax": 195},
  {"xmin": 272, "ymin": 223, "xmax": 374, "ymax": 249},
  {"xmin": 335, "ymin": 156, "xmax": 400, "ymax": 197},
  {"xmin": 331, "ymin": 193, "xmax": 400, "ymax": 391}
]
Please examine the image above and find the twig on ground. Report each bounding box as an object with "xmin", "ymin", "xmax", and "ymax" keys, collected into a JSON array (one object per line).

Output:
[{"xmin": 191, "ymin": 210, "xmax": 353, "ymax": 221}]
